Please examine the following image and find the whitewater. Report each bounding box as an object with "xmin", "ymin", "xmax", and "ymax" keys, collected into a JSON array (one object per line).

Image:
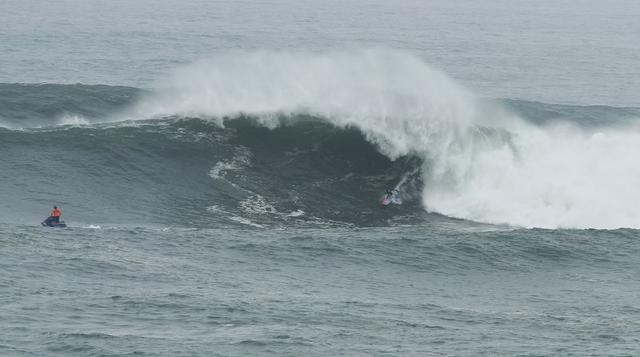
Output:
[{"xmin": 2, "ymin": 0, "xmax": 640, "ymax": 356}]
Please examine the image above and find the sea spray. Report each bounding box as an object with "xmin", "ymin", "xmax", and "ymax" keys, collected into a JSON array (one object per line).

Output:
[
  {"xmin": 425, "ymin": 121, "xmax": 640, "ymax": 228},
  {"xmin": 130, "ymin": 49, "xmax": 479, "ymax": 159}
]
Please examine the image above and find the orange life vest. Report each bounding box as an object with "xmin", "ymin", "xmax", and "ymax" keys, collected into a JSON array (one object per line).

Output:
[{"xmin": 51, "ymin": 209, "xmax": 61, "ymax": 217}]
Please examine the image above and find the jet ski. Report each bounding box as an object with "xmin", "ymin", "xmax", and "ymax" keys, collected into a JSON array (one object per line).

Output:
[{"xmin": 41, "ymin": 218, "xmax": 67, "ymax": 228}]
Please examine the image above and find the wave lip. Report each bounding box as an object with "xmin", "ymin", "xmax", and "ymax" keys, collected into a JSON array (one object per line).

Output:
[{"xmin": 131, "ymin": 49, "xmax": 479, "ymax": 159}]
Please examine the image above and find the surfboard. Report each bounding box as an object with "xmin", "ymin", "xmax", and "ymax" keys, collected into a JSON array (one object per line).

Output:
[
  {"xmin": 41, "ymin": 221, "xmax": 67, "ymax": 228},
  {"xmin": 380, "ymin": 195, "xmax": 392, "ymax": 206},
  {"xmin": 380, "ymin": 190, "xmax": 402, "ymax": 206}
]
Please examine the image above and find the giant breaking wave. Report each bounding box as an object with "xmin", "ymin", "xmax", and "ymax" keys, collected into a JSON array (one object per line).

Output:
[{"xmin": 2, "ymin": 50, "xmax": 640, "ymax": 229}]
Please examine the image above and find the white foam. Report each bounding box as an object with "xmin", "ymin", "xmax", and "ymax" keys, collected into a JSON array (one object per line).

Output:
[
  {"xmin": 57, "ymin": 113, "xmax": 90, "ymax": 126},
  {"xmin": 424, "ymin": 122, "xmax": 640, "ymax": 229},
  {"xmin": 206, "ymin": 205, "xmax": 222, "ymax": 213},
  {"xmin": 208, "ymin": 161, "xmax": 237, "ymax": 179},
  {"xmin": 286, "ymin": 210, "xmax": 305, "ymax": 217},
  {"xmin": 229, "ymin": 216, "xmax": 264, "ymax": 228},
  {"xmin": 238, "ymin": 195, "xmax": 277, "ymax": 215},
  {"xmin": 131, "ymin": 49, "xmax": 477, "ymax": 160},
  {"xmin": 208, "ymin": 148, "xmax": 252, "ymax": 179}
]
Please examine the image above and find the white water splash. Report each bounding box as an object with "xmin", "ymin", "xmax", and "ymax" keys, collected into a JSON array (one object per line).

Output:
[
  {"xmin": 57, "ymin": 113, "xmax": 90, "ymax": 126},
  {"xmin": 286, "ymin": 210, "xmax": 305, "ymax": 217},
  {"xmin": 131, "ymin": 49, "xmax": 477, "ymax": 159},
  {"xmin": 239, "ymin": 195, "xmax": 278, "ymax": 215},
  {"xmin": 208, "ymin": 148, "xmax": 252, "ymax": 179},
  {"xmin": 424, "ymin": 122, "xmax": 640, "ymax": 229}
]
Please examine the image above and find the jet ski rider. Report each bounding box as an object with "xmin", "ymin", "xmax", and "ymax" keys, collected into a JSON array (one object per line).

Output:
[{"xmin": 50, "ymin": 206, "xmax": 61, "ymax": 223}]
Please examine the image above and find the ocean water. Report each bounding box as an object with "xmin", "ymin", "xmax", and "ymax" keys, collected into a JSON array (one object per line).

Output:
[{"xmin": 1, "ymin": 0, "xmax": 640, "ymax": 356}]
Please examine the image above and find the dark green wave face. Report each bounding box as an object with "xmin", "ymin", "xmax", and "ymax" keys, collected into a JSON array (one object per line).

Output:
[{"xmin": 0, "ymin": 115, "xmax": 425, "ymax": 228}]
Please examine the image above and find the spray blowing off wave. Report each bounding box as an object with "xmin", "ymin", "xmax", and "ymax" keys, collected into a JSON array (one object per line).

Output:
[
  {"xmin": 129, "ymin": 50, "xmax": 640, "ymax": 229},
  {"xmin": 132, "ymin": 50, "xmax": 479, "ymax": 160}
]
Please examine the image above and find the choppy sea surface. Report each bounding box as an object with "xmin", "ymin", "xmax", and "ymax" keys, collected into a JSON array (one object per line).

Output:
[{"xmin": 1, "ymin": 0, "xmax": 640, "ymax": 356}]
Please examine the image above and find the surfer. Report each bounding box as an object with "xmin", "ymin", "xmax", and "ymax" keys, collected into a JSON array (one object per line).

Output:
[{"xmin": 380, "ymin": 188, "xmax": 401, "ymax": 206}]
